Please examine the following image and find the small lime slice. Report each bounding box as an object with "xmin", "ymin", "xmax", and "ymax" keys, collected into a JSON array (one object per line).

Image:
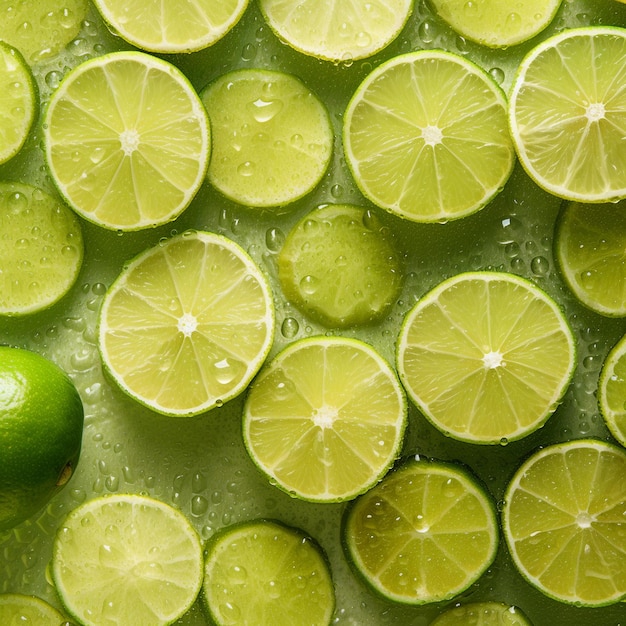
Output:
[
  {"xmin": 203, "ymin": 519, "xmax": 335, "ymax": 626},
  {"xmin": 93, "ymin": 0, "xmax": 249, "ymax": 53},
  {"xmin": 343, "ymin": 50, "xmax": 514, "ymax": 223},
  {"xmin": 200, "ymin": 68, "xmax": 333, "ymax": 208},
  {"xmin": 509, "ymin": 26, "xmax": 626, "ymax": 203},
  {"xmin": 0, "ymin": 593, "xmax": 68, "ymax": 624},
  {"xmin": 555, "ymin": 200, "xmax": 626, "ymax": 317},
  {"xmin": 396, "ymin": 271, "xmax": 576, "ymax": 444},
  {"xmin": 502, "ymin": 439, "xmax": 626, "ymax": 606},
  {"xmin": 44, "ymin": 51, "xmax": 210, "ymax": 231},
  {"xmin": 0, "ymin": 182, "xmax": 83, "ymax": 316},
  {"xmin": 343, "ymin": 456, "xmax": 498, "ymax": 604},
  {"xmin": 431, "ymin": 601, "xmax": 533, "ymax": 625},
  {"xmin": 259, "ymin": 0, "xmax": 413, "ymax": 62},
  {"xmin": 277, "ymin": 204, "xmax": 404, "ymax": 327},
  {"xmin": 430, "ymin": 0, "xmax": 563, "ymax": 48},
  {"xmin": 0, "ymin": 42, "xmax": 36, "ymax": 165},
  {"xmin": 98, "ymin": 231, "xmax": 275, "ymax": 416},
  {"xmin": 243, "ymin": 336, "xmax": 407, "ymax": 502},
  {"xmin": 599, "ymin": 332, "xmax": 626, "ymax": 447},
  {"xmin": 51, "ymin": 494, "xmax": 203, "ymax": 626}
]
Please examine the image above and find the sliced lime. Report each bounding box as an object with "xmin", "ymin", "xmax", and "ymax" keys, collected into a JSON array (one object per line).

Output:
[
  {"xmin": 599, "ymin": 332, "xmax": 626, "ymax": 447},
  {"xmin": 0, "ymin": 593, "xmax": 68, "ymax": 624},
  {"xmin": 431, "ymin": 601, "xmax": 533, "ymax": 625}
]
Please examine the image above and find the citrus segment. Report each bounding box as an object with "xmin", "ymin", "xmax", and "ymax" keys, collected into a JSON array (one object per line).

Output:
[
  {"xmin": 431, "ymin": 601, "xmax": 533, "ymax": 626},
  {"xmin": 44, "ymin": 51, "xmax": 210, "ymax": 231},
  {"xmin": 0, "ymin": 182, "xmax": 83, "ymax": 316},
  {"xmin": 343, "ymin": 457, "xmax": 498, "ymax": 604},
  {"xmin": 93, "ymin": 0, "xmax": 248, "ymax": 53},
  {"xmin": 599, "ymin": 333, "xmax": 626, "ymax": 447},
  {"xmin": 51, "ymin": 494, "xmax": 203, "ymax": 626},
  {"xmin": 502, "ymin": 439, "xmax": 626, "ymax": 606},
  {"xmin": 343, "ymin": 50, "xmax": 514, "ymax": 223},
  {"xmin": 0, "ymin": 42, "xmax": 36, "ymax": 165},
  {"xmin": 0, "ymin": 593, "xmax": 68, "ymax": 624},
  {"xmin": 396, "ymin": 271, "xmax": 576, "ymax": 444},
  {"xmin": 509, "ymin": 27, "xmax": 626, "ymax": 203},
  {"xmin": 200, "ymin": 68, "xmax": 332, "ymax": 208},
  {"xmin": 277, "ymin": 204, "xmax": 404, "ymax": 327},
  {"xmin": 98, "ymin": 231, "xmax": 274, "ymax": 416},
  {"xmin": 555, "ymin": 200, "xmax": 626, "ymax": 317},
  {"xmin": 243, "ymin": 336, "xmax": 407, "ymax": 502},
  {"xmin": 203, "ymin": 519, "xmax": 335, "ymax": 626},
  {"xmin": 430, "ymin": 0, "xmax": 563, "ymax": 48}
]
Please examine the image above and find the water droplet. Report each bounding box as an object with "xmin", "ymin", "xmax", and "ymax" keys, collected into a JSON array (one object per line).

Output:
[
  {"xmin": 249, "ymin": 96, "xmax": 283, "ymax": 123},
  {"xmin": 191, "ymin": 495, "xmax": 209, "ymax": 516},
  {"xmin": 531, "ymin": 255, "xmax": 550, "ymax": 276},
  {"xmin": 237, "ymin": 160, "xmax": 255, "ymax": 177},
  {"xmin": 281, "ymin": 317, "xmax": 299, "ymax": 339}
]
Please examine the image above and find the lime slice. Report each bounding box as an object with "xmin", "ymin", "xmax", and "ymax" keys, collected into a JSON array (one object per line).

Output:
[
  {"xmin": 0, "ymin": 182, "xmax": 83, "ymax": 317},
  {"xmin": 259, "ymin": 0, "xmax": 413, "ymax": 62},
  {"xmin": 0, "ymin": 0, "xmax": 88, "ymax": 64},
  {"xmin": 277, "ymin": 204, "xmax": 404, "ymax": 327},
  {"xmin": 431, "ymin": 601, "xmax": 533, "ymax": 626},
  {"xmin": 93, "ymin": 0, "xmax": 249, "ymax": 53},
  {"xmin": 98, "ymin": 230, "xmax": 274, "ymax": 416},
  {"xmin": 343, "ymin": 457, "xmax": 498, "ymax": 604},
  {"xmin": 343, "ymin": 50, "xmax": 514, "ymax": 223},
  {"xmin": 243, "ymin": 336, "xmax": 407, "ymax": 502},
  {"xmin": 396, "ymin": 271, "xmax": 576, "ymax": 444},
  {"xmin": 555, "ymin": 200, "xmax": 626, "ymax": 317},
  {"xmin": 0, "ymin": 593, "xmax": 68, "ymax": 624},
  {"xmin": 502, "ymin": 439, "xmax": 626, "ymax": 606},
  {"xmin": 44, "ymin": 51, "xmax": 210, "ymax": 231},
  {"xmin": 202, "ymin": 519, "xmax": 335, "ymax": 626},
  {"xmin": 429, "ymin": 0, "xmax": 563, "ymax": 48},
  {"xmin": 200, "ymin": 68, "xmax": 333, "ymax": 208},
  {"xmin": 599, "ymin": 332, "xmax": 626, "ymax": 447},
  {"xmin": 0, "ymin": 42, "xmax": 36, "ymax": 165},
  {"xmin": 51, "ymin": 494, "xmax": 203, "ymax": 626},
  {"xmin": 509, "ymin": 26, "xmax": 626, "ymax": 203}
]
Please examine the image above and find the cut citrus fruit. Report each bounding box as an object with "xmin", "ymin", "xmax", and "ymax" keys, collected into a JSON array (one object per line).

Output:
[
  {"xmin": 203, "ymin": 519, "xmax": 335, "ymax": 626},
  {"xmin": 51, "ymin": 494, "xmax": 203, "ymax": 626},
  {"xmin": 0, "ymin": 182, "xmax": 83, "ymax": 316},
  {"xmin": 502, "ymin": 439, "xmax": 626, "ymax": 606},
  {"xmin": 243, "ymin": 336, "xmax": 407, "ymax": 502},
  {"xmin": 98, "ymin": 230, "xmax": 274, "ymax": 416},
  {"xmin": 509, "ymin": 26, "xmax": 626, "ymax": 203},
  {"xmin": 396, "ymin": 271, "xmax": 576, "ymax": 444},
  {"xmin": 0, "ymin": 41, "xmax": 36, "ymax": 165},
  {"xmin": 44, "ymin": 51, "xmax": 210, "ymax": 231},
  {"xmin": 0, "ymin": 593, "xmax": 68, "ymax": 624},
  {"xmin": 93, "ymin": 0, "xmax": 249, "ymax": 53},
  {"xmin": 200, "ymin": 68, "xmax": 333, "ymax": 208},
  {"xmin": 431, "ymin": 601, "xmax": 533, "ymax": 626},
  {"xmin": 343, "ymin": 50, "xmax": 514, "ymax": 223},
  {"xmin": 277, "ymin": 204, "xmax": 404, "ymax": 327},
  {"xmin": 555, "ymin": 199, "xmax": 626, "ymax": 317},
  {"xmin": 259, "ymin": 0, "xmax": 413, "ymax": 62},
  {"xmin": 430, "ymin": 0, "xmax": 563, "ymax": 48},
  {"xmin": 343, "ymin": 456, "xmax": 498, "ymax": 604},
  {"xmin": 599, "ymin": 332, "xmax": 626, "ymax": 447}
]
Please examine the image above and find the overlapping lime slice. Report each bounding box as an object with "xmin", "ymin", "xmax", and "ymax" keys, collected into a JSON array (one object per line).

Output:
[
  {"xmin": 599, "ymin": 332, "xmax": 626, "ymax": 447},
  {"xmin": 0, "ymin": 593, "xmax": 68, "ymax": 624}
]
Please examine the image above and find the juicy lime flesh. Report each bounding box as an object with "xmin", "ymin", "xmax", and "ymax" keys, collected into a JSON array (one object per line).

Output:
[
  {"xmin": 94, "ymin": 0, "xmax": 249, "ymax": 52},
  {"xmin": 431, "ymin": 601, "xmax": 532, "ymax": 626},
  {"xmin": 510, "ymin": 28, "xmax": 626, "ymax": 202},
  {"xmin": 344, "ymin": 51, "xmax": 514, "ymax": 223},
  {"xmin": 430, "ymin": 0, "xmax": 563, "ymax": 47},
  {"xmin": 277, "ymin": 204, "xmax": 404, "ymax": 327},
  {"xmin": 397, "ymin": 272, "xmax": 576, "ymax": 443},
  {"xmin": 556, "ymin": 200, "xmax": 626, "ymax": 316},
  {"xmin": 0, "ymin": 347, "xmax": 84, "ymax": 532},
  {"xmin": 0, "ymin": 43, "xmax": 35, "ymax": 165},
  {"xmin": 52, "ymin": 494, "xmax": 203, "ymax": 626},
  {"xmin": 99, "ymin": 231, "xmax": 274, "ymax": 416},
  {"xmin": 45, "ymin": 52, "xmax": 210, "ymax": 230},
  {"xmin": 344, "ymin": 459, "xmax": 498, "ymax": 604},
  {"xmin": 259, "ymin": 0, "xmax": 413, "ymax": 61},
  {"xmin": 0, "ymin": 593, "xmax": 67, "ymax": 624},
  {"xmin": 201, "ymin": 68, "xmax": 333, "ymax": 208},
  {"xmin": 0, "ymin": 182, "xmax": 83, "ymax": 316},
  {"xmin": 244, "ymin": 337, "xmax": 406, "ymax": 501},
  {"xmin": 599, "ymin": 334, "xmax": 626, "ymax": 446},
  {"xmin": 203, "ymin": 520, "xmax": 335, "ymax": 626},
  {"xmin": 503, "ymin": 440, "xmax": 626, "ymax": 606}
]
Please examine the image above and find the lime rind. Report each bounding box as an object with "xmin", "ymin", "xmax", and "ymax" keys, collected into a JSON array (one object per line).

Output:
[{"xmin": 599, "ymin": 333, "xmax": 626, "ymax": 447}]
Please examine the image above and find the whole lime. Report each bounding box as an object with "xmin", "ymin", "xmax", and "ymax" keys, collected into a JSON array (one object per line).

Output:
[{"xmin": 0, "ymin": 347, "xmax": 84, "ymax": 532}]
